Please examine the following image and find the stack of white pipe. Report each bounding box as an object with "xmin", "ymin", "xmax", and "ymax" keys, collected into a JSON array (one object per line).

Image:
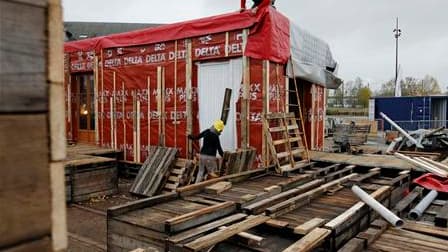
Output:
[{"xmin": 394, "ymin": 152, "xmax": 448, "ymax": 178}]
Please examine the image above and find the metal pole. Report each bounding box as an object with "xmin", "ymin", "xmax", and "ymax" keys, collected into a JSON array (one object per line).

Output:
[
  {"xmin": 409, "ymin": 190, "xmax": 438, "ymax": 220},
  {"xmin": 352, "ymin": 185, "xmax": 403, "ymax": 227},
  {"xmin": 393, "ymin": 17, "xmax": 401, "ymax": 97},
  {"xmin": 380, "ymin": 112, "xmax": 423, "ymax": 148}
]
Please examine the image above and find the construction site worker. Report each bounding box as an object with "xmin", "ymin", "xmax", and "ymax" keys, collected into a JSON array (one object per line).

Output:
[
  {"xmin": 188, "ymin": 120, "xmax": 224, "ymax": 183},
  {"xmin": 240, "ymin": 0, "xmax": 274, "ymax": 11}
]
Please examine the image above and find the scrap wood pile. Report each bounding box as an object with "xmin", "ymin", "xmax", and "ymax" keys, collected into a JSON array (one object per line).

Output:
[
  {"xmin": 387, "ymin": 127, "xmax": 448, "ymax": 154},
  {"xmin": 110, "ymin": 161, "xmax": 448, "ymax": 252},
  {"xmin": 394, "ymin": 152, "xmax": 448, "ymax": 178}
]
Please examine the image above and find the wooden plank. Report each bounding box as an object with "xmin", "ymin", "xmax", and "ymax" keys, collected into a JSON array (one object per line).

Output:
[
  {"xmin": 3, "ymin": 237, "xmax": 51, "ymax": 252},
  {"xmin": 266, "ymin": 174, "xmax": 357, "ymax": 216},
  {"xmin": 218, "ymin": 225, "xmax": 265, "ymax": 246},
  {"xmin": 0, "ymin": 115, "xmax": 50, "ymax": 247},
  {"xmin": 434, "ymin": 201, "xmax": 448, "ymax": 227},
  {"xmin": 165, "ymin": 201, "xmax": 236, "ymax": 233},
  {"xmin": 184, "ymin": 215, "xmax": 270, "ymax": 251},
  {"xmin": 294, "ymin": 218, "xmax": 326, "ymax": 235},
  {"xmin": 393, "ymin": 186, "xmax": 423, "ymax": 214},
  {"xmin": 402, "ymin": 221, "xmax": 448, "ymax": 239},
  {"xmin": 243, "ymin": 179, "xmax": 323, "ymax": 215},
  {"xmin": 108, "ymin": 192, "xmax": 178, "ymax": 217},
  {"xmin": 0, "ymin": 1, "xmax": 47, "ymax": 112},
  {"xmin": 265, "ymin": 219, "xmax": 289, "ymax": 228},
  {"xmin": 337, "ymin": 237, "xmax": 365, "ymax": 252},
  {"xmin": 130, "ymin": 146, "xmax": 178, "ymax": 196},
  {"xmin": 283, "ymin": 228, "xmax": 331, "ymax": 252},
  {"xmin": 324, "ymin": 186, "xmax": 390, "ymax": 234},
  {"xmin": 204, "ymin": 181, "xmax": 232, "ymax": 195},
  {"xmin": 168, "ymin": 213, "xmax": 247, "ymax": 244}
]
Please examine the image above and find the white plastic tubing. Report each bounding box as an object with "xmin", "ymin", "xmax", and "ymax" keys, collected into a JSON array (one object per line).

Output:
[{"xmin": 352, "ymin": 185, "xmax": 404, "ymax": 227}]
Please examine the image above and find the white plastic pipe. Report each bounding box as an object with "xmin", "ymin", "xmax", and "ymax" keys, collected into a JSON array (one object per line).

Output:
[
  {"xmin": 352, "ymin": 185, "xmax": 404, "ymax": 227},
  {"xmin": 409, "ymin": 190, "xmax": 438, "ymax": 220},
  {"xmin": 394, "ymin": 152, "xmax": 448, "ymax": 177},
  {"xmin": 380, "ymin": 112, "xmax": 423, "ymax": 148}
]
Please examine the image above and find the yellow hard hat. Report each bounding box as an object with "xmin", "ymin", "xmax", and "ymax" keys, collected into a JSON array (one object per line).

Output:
[{"xmin": 213, "ymin": 120, "xmax": 224, "ymax": 132}]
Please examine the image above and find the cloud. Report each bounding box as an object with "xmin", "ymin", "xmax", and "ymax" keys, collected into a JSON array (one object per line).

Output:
[{"xmin": 62, "ymin": 0, "xmax": 448, "ymax": 90}]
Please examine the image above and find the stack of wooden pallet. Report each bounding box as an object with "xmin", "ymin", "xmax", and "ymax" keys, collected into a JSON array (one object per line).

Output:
[
  {"xmin": 220, "ymin": 147, "xmax": 257, "ymax": 176},
  {"xmin": 130, "ymin": 146, "xmax": 178, "ymax": 197},
  {"xmin": 162, "ymin": 158, "xmax": 195, "ymax": 193}
]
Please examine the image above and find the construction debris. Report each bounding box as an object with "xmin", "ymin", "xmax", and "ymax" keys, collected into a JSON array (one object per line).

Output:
[
  {"xmin": 333, "ymin": 121, "xmax": 370, "ymax": 152},
  {"xmin": 394, "ymin": 152, "xmax": 448, "ymax": 177},
  {"xmin": 408, "ymin": 190, "xmax": 438, "ymax": 220}
]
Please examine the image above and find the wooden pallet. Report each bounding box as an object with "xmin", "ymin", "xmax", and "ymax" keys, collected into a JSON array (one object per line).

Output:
[
  {"xmin": 264, "ymin": 112, "xmax": 309, "ymax": 173},
  {"xmin": 130, "ymin": 146, "xmax": 178, "ymax": 197},
  {"xmin": 220, "ymin": 147, "xmax": 257, "ymax": 176},
  {"xmin": 162, "ymin": 159, "xmax": 194, "ymax": 193}
]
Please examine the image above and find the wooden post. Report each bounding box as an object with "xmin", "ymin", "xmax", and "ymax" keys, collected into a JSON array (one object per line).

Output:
[
  {"xmin": 122, "ymin": 82, "xmax": 126, "ymax": 160},
  {"xmin": 133, "ymin": 90, "xmax": 137, "ymax": 162},
  {"xmin": 147, "ymin": 76, "xmax": 151, "ymax": 151},
  {"xmin": 241, "ymin": 29, "xmax": 250, "ymax": 149},
  {"xmin": 137, "ymin": 99, "xmax": 141, "ymax": 162},
  {"xmin": 157, "ymin": 66, "xmax": 166, "ymax": 146},
  {"xmin": 113, "ymin": 73, "xmax": 117, "ymax": 149},
  {"xmin": 262, "ymin": 60, "xmax": 269, "ymax": 167},
  {"xmin": 174, "ymin": 40, "xmax": 178, "ymax": 148},
  {"xmin": 100, "ymin": 49, "xmax": 104, "ymax": 146},
  {"xmin": 110, "ymin": 97, "xmax": 114, "ymax": 148},
  {"xmin": 186, "ymin": 39, "xmax": 193, "ymax": 157},
  {"xmin": 67, "ymin": 75, "xmax": 72, "ymax": 142},
  {"xmin": 225, "ymin": 32, "xmax": 230, "ymax": 57},
  {"xmin": 94, "ymin": 56, "xmax": 99, "ymax": 145}
]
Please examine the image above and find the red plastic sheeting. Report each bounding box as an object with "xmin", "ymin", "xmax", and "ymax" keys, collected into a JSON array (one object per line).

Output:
[
  {"xmin": 413, "ymin": 173, "xmax": 448, "ymax": 193},
  {"xmin": 64, "ymin": 5, "xmax": 290, "ymax": 63}
]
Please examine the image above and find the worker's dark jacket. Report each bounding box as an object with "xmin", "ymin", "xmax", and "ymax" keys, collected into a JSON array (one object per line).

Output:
[{"xmin": 191, "ymin": 129, "xmax": 224, "ymax": 157}]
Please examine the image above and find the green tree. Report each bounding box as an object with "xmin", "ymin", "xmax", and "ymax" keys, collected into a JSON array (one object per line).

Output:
[{"xmin": 357, "ymin": 86, "xmax": 372, "ymax": 108}]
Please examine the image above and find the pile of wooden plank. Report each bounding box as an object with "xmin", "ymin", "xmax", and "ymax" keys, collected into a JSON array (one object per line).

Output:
[
  {"xmin": 394, "ymin": 152, "xmax": 448, "ymax": 177},
  {"xmin": 220, "ymin": 147, "xmax": 257, "ymax": 176},
  {"xmin": 130, "ymin": 146, "xmax": 178, "ymax": 197}
]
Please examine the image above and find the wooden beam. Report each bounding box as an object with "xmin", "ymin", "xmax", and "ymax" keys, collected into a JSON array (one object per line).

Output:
[
  {"xmin": 107, "ymin": 192, "xmax": 178, "ymax": 217},
  {"xmin": 165, "ymin": 201, "xmax": 236, "ymax": 233},
  {"xmin": 262, "ymin": 60, "xmax": 269, "ymax": 166},
  {"xmin": 184, "ymin": 215, "xmax": 270, "ymax": 251},
  {"xmin": 435, "ymin": 201, "xmax": 448, "ymax": 227},
  {"xmin": 241, "ymin": 28, "xmax": 250, "ymax": 148},
  {"xmin": 204, "ymin": 182, "xmax": 232, "ymax": 195},
  {"xmin": 401, "ymin": 221, "xmax": 448, "ymax": 239},
  {"xmin": 294, "ymin": 218, "xmax": 326, "ymax": 235},
  {"xmin": 185, "ymin": 39, "xmax": 193, "ymax": 158},
  {"xmin": 266, "ymin": 174, "xmax": 357, "ymax": 217},
  {"xmin": 244, "ymin": 178, "xmax": 323, "ymax": 215},
  {"xmin": 324, "ymin": 186, "xmax": 390, "ymax": 234},
  {"xmin": 392, "ymin": 186, "xmax": 423, "ymax": 215},
  {"xmin": 168, "ymin": 213, "xmax": 247, "ymax": 245},
  {"xmin": 218, "ymin": 225, "xmax": 265, "ymax": 246},
  {"xmin": 282, "ymin": 228, "xmax": 331, "ymax": 252}
]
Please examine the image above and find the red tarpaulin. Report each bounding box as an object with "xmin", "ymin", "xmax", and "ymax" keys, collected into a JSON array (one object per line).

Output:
[
  {"xmin": 413, "ymin": 173, "xmax": 448, "ymax": 193},
  {"xmin": 64, "ymin": 6, "xmax": 290, "ymax": 64}
]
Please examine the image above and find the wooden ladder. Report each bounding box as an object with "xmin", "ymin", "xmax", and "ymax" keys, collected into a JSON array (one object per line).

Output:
[
  {"xmin": 264, "ymin": 59, "xmax": 310, "ymax": 173},
  {"xmin": 264, "ymin": 113, "xmax": 309, "ymax": 173}
]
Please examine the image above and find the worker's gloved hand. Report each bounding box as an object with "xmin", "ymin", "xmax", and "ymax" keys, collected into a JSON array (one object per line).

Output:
[{"xmin": 187, "ymin": 134, "xmax": 193, "ymax": 140}]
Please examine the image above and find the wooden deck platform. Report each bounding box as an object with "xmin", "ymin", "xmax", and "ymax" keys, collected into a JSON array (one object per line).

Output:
[
  {"xmin": 107, "ymin": 161, "xmax": 418, "ymax": 252},
  {"xmin": 310, "ymin": 151, "xmax": 418, "ymax": 170}
]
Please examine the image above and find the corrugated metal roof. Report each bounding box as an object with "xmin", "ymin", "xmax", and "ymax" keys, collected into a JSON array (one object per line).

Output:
[{"xmin": 64, "ymin": 22, "xmax": 162, "ymax": 41}]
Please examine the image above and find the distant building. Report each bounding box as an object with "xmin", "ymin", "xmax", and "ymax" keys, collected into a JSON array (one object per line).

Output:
[
  {"xmin": 369, "ymin": 96, "xmax": 448, "ymax": 130},
  {"xmin": 64, "ymin": 22, "xmax": 161, "ymax": 41}
]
